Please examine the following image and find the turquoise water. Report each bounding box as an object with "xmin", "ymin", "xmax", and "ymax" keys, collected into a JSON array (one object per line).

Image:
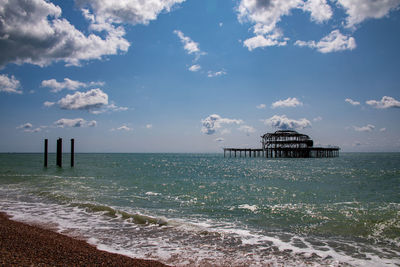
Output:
[{"xmin": 0, "ymin": 153, "xmax": 399, "ymax": 266}]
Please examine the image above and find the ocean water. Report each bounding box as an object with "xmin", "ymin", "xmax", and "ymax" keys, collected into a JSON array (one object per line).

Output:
[{"xmin": 0, "ymin": 153, "xmax": 399, "ymax": 266}]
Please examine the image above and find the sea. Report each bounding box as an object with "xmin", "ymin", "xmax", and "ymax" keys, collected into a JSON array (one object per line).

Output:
[{"xmin": 0, "ymin": 153, "xmax": 399, "ymax": 266}]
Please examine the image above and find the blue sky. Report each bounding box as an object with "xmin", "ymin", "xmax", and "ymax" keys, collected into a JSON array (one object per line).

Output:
[{"xmin": 0, "ymin": 0, "xmax": 399, "ymax": 153}]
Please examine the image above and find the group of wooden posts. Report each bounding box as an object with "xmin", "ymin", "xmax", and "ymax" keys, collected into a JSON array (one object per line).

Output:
[{"xmin": 44, "ymin": 138, "xmax": 74, "ymax": 167}]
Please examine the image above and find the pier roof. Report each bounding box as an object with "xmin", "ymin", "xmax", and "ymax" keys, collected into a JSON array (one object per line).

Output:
[{"xmin": 261, "ymin": 130, "xmax": 311, "ymax": 140}]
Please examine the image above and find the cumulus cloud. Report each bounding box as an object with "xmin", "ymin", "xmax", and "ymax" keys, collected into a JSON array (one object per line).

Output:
[
  {"xmin": 189, "ymin": 64, "xmax": 201, "ymax": 72},
  {"xmin": 238, "ymin": 0, "xmax": 399, "ymax": 52},
  {"xmin": 207, "ymin": 70, "xmax": 227, "ymax": 78},
  {"xmin": 16, "ymin": 123, "xmax": 33, "ymax": 130},
  {"xmin": 41, "ymin": 78, "xmax": 104, "ymax": 93},
  {"xmin": 337, "ymin": 0, "xmax": 400, "ymax": 28},
  {"xmin": 43, "ymin": 101, "xmax": 55, "ymax": 107},
  {"xmin": 146, "ymin": 124, "xmax": 153, "ymax": 129},
  {"xmin": 77, "ymin": 0, "xmax": 185, "ymax": 26},
  {"xmin": 366, "ymin": 96, "xmax": 400, "ymax": 109},
  {"xmin": 243, "ymin": 32, "xmax": 287, "ymax": 51},
  {"xmin": 256, "ymin": 104, "xmax": 266, "ymax": 109},
  {"xmin": 238, "ymin": 125, "xmax": 256, "ymax": 136},
  {"xmin": 111, "ymin": 125, "xmax": 132, "ymax": 131},
  {"xmin": 54, "ymin": 118, "xmax": 97, "ymax": 128},
  {"xmin": 0, "ymin": 0, "xmax": 130, "ymax": 67},
  {"xmin": 353, "ymin": 124, "xmax": 375, "ymax": 132},
  {"xmin": 238, "ymin": 0, "xmax": 333, "ymax": 50},
  {"xmin": 0, "ymin": 74, "xmax": 22, "ymax": 94},
  {"xmin": 58, "ymin": 88, "xmax": 108, "ymax": 111},
  {"xmin": 271, "ymin": 97, "xmax": 303, "ymax": 108},
  {"xmin": 238, "ymin": 0, "xmax": 302, "ymax": 35},
  {"xmin": 174, "ymin": 30, "xmax": 205, "ymax": 59},
  {"xmin": 345, "ymin": 98, "xmax": 360, "ymax": 106},
  {"xmin": 380, "ymin": 127, "xmax": 387, "ymax": 132},
  {"xmin": 16, "ymin": 122, "xmax": 42, "ymax": 133},
  {"xmin": 295, "ymin": 30, "xmax": 356, "ymax": 53},
  {"xmin": 263, "ymin": 115, "xmax": 311, "ymax": 130},
  {"xmin": 301, "ymin": 0, "xmax": 333, "ymax": 23},
  {"xmin": 201, "ymin": 114, "xmax": 243, "ymax": 135},
  {"xmin": 90, "ymin": 102, "xmax": 128, "ymax": 114}
]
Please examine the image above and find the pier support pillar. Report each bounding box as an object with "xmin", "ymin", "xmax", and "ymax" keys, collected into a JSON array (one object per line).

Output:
[
  {"xmin": 44, "ymin": 139, "xmax": 48, "ymax": 167},
  {"xmin": 70, "ymin": 138, "xmax": 74, "ymax": 167},
  {"xmin": 56, "ymin": 138, "xmax": 62, "ymax": 167}
]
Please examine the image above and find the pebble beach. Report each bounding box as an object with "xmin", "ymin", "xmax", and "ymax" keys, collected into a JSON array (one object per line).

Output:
[{"xmin": 0, "ymin": 213, "xmax": 167, "ymax": 266}]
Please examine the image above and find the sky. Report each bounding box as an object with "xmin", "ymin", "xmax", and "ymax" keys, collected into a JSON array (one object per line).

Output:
[{"xmin": 0, "ymin": 0, "xmax": 400, "ymax": 153}]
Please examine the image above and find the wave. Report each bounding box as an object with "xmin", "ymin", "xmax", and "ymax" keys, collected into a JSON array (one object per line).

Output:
[{"xmin": 69, "ymin": 202, "xmax": 168, "ymax": 226}]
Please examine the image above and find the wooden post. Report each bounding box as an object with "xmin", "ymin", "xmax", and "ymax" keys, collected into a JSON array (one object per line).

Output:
[
  {"xmin": 56, "ymin": 138, "xmax": 62, "ymax": 167},
  {"xmin": 70, "ymin": 138, "xmax": 74, "ymax": 167},
  {"xmin": 44, "ymin": 139, "xmax": 48, "ymax": 167}
]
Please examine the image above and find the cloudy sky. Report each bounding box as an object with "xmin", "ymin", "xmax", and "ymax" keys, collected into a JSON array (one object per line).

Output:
[{"xmin": 1, "ymin": 0, "xmax": 399, "ymax": 153}]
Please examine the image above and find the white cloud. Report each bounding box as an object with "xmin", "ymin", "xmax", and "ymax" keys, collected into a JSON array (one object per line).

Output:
[
  {"xmin": 16, "ymin": 123, "xmax": 33, "ymax": 130},
  {"xmin": 243, "ymin": 32, "xmax": 288, "ymax": 50},
  {"xmin": 353, "ymin": 124, "xmax": 375, "ymax": 132},
  {"xmin": 87, "ymin": 120, "xmax": 97, "ymax": 127},
  {"xmin": 238, "ymin": 125, "xmax": 256, "ymax": 136},
  {"xmin": 337, "ymin": 0, "xmax": 400, "ymax": 28},
  {"xmin": 50, "ymin": 89, "xmax": 127, "ymax": 114},
  {"xmin": 146, "ymin": 124, "xmax": 153, "ymax": 129},
  {"xmin": 77, "ymin": 0, "xmax": 185, "ymax": 26},
  {"xmin": 301, "ymin": 0, "xmax": 333, "ymax": 23},
  {"xmin": 55, "ymin": 118, "xmax": 97, "ymax": 128},
  {"xmin": 256, "ymin": 104, "xmax": 266, "ymax": 109},
  {"xmin": 380, "ymin": 127, "xmax": 387, "ymax": 132},
  {"xmin": 41, "ymin": 78, "xmax": 104, "ymax": 93},
  {"xmin": 366, "ymin": 96, "xmax": 400, "ymax": 109},
  {"xmin": 27, "ymin": 128, "xmax": 42, "ymax": 133},
  {"xmin": 238, "ymin": 0, "xmax": 302, "ymax": 35},
  {"xmin": 263, "ymin": 115, "xmax": 311, "ymax": 130},
  {"xmin": 189, "ymin": 64, "xmax": 201, "ymax": 72},
  {"xmin": 201, "ymin": 114, "xmax": 243, "ymax": 135},
  {"xmin": 174, "ymin": 30, "xmax": 205, "ymax": 59},
  {"xmin": 43, "ymin": 101, "xmax": 55, "ymax": 107},
  {"xmin": 0, "ymin": 0, "xmax": 130, "ymax": 67},
  {"xmin": 238, "ymin": 0, "xmax": 333, "ymax": 51},
  {"xmin": 295, "ymin": 30, "xmax": 356, "ymax": 53},
  {"xmin": 58, "ymin": 88, "xmax": 108, "ymax": 111},
  {"xmin": 17, "ymin": 122, "xmax": 42, "ymax": 133},
  {"xmin": 91, "ymin": 102, "xmax": 128, "ymax": 114},
  {"xmin": 271, "ymin": 97, "xmax": 303, "ymax": 108},
  {"xmin": 215, "ymin": 137, "xmax": 225, "ymax": 142},
  {"xmin": 115, "ymin": 125, "xmax": 132, "ymax": 131},
  {"xmin": 207, "ymin": 70, "xmax": 227, "ymax": 78},
  {"xmin": 313, "ymin": 116, "xmax": 322, "ymax": 122},
  {"xmin": 0, "ymin": 74, "xmax": 22, "ymax": 94},
  {"xmin": 345, "ymin": 98, "xmax": 360, "ymax": 106}
]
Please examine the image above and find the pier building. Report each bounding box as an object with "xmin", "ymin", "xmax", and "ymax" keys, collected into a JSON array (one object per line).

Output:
[{"xmin": 224, "ymin": 130, "xmax": 339, "ymax": 158}]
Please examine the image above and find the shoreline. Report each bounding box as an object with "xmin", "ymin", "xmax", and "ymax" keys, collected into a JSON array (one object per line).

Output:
[{"xmin": 0, "ymin": 212, "xmax": 167, "ymax": 266}]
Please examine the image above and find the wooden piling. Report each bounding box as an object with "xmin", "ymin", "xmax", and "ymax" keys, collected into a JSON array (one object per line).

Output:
[
  {"xmin": 56, "ymin": 138, "xmax": 62, "ymax": 167},
  {"xmin": 44, "ymin": 139, "xmax": 48, "ymax": 167},
  {"xmin": 70, "ymin": 139, "xmax": 74, "ymax": 167}
]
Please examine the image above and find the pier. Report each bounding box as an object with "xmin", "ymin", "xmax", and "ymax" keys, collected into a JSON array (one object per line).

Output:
[
  {"xmin": 43, "ymin": 138, "xmax": 75, "ymax": 167},
  {"xmin": 224, "ymin": 130, "xmax": 340, "ymax": 158}
]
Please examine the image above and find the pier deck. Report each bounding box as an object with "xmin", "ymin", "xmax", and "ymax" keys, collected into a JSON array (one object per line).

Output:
[{"xmin": 223, "ymin": 147, "xmax": 339, "ymax": 158}]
